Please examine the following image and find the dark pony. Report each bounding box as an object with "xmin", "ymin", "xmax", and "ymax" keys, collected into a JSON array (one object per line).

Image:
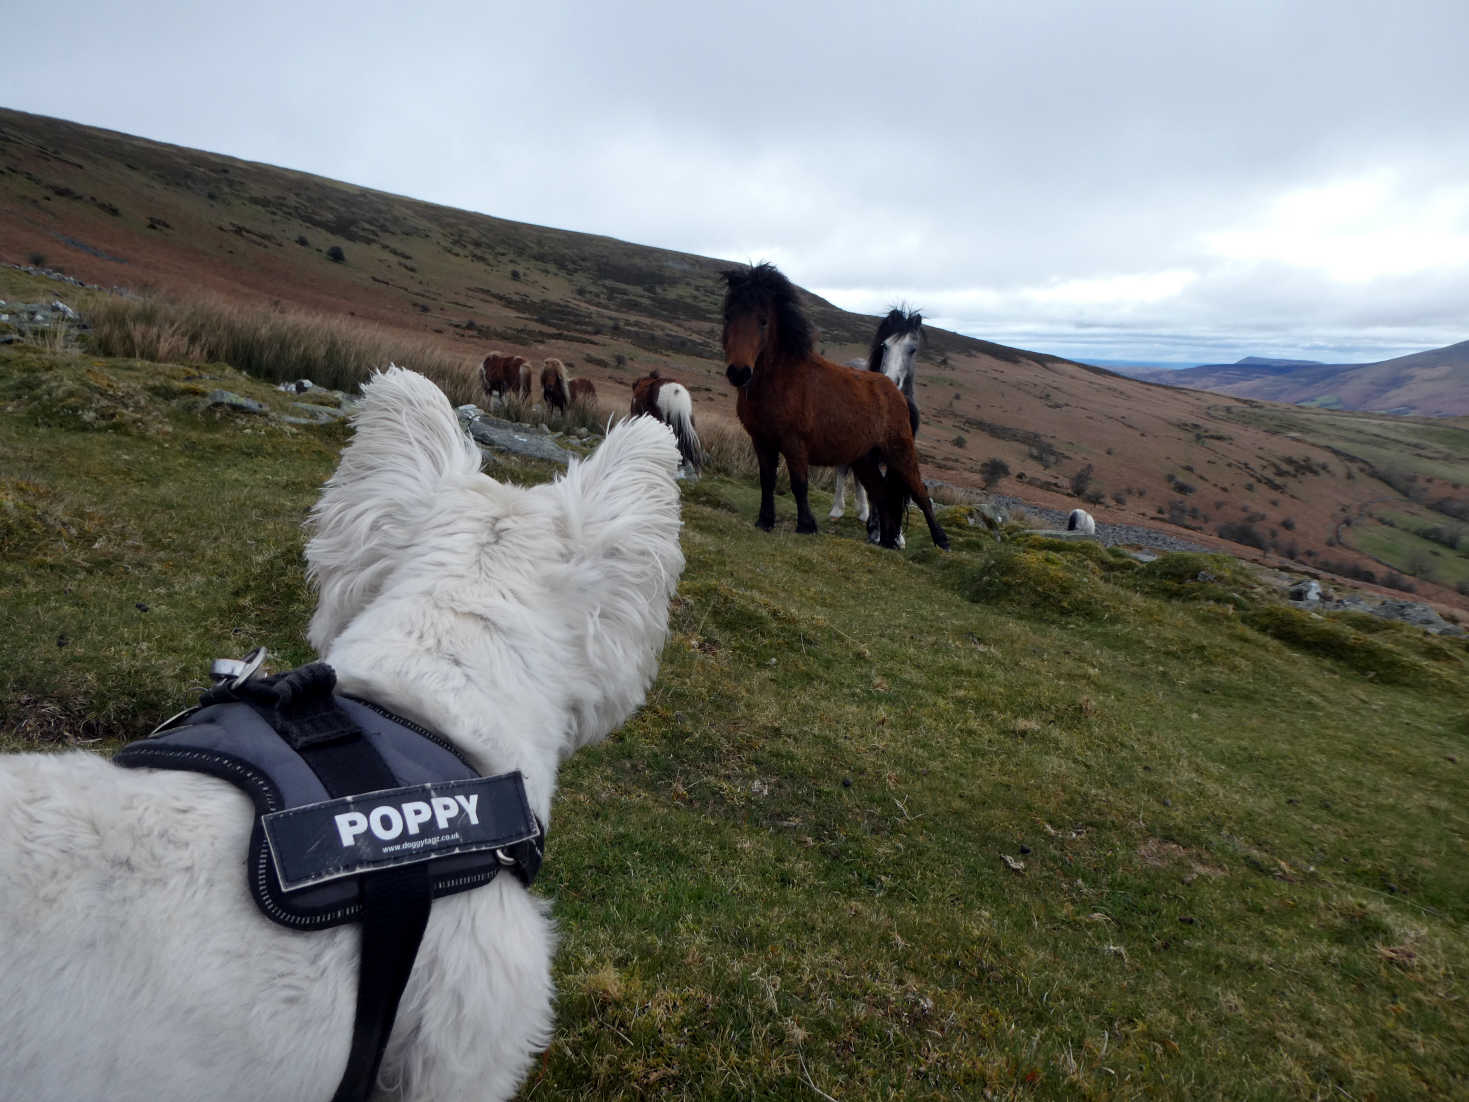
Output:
[
  {"xmin": 866, "ymin": 307, "xmax": 922, "ymax": 435},
  {"xmin": 721, "ymin": 263, "xmax": 947, "ymax": 550},
  {"xmin": 540, "ymin": 358, "xmax": 569, "ymax": 413},
  {"xmin": 631, "ymin": 370, "xmax": 702, "ymax": 472},
  {"xmin": 830, "ymin": 308, "xmax": 924, "ymax": 535}
]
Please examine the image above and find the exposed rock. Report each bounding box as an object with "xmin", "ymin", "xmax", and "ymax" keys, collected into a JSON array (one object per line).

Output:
[
  {"xmin": 205, "ymin": 390, "xmax": 268, "ymax": 415},
  {"xmin": 1289, "ymin": 580, "xmax": 1322, "ymax": 604},
  {"xmin": 280, "ymin": 401, "xmax": 348, "ymax": 425},
  {"xmin": 1371, "ymin": 599, "xmax": 1462, "ymax": 635},
  {"xmin": 455, "ymin": 404, "xmax": 573, "ymax": 466}
]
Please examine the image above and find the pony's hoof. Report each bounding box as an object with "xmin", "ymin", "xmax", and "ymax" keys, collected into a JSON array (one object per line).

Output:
[
  {"xmin": 827, "ymin": 509, "xmax": 843, "ymax": 520},
  {"xmin": 755, "ymin": 517, "xmax": 775, "ymax": 532}
]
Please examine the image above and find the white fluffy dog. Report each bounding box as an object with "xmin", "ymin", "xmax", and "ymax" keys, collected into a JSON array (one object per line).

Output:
[{"xmin": 0, "ymin": 367, "xmax": 685, "ymax": 1101}]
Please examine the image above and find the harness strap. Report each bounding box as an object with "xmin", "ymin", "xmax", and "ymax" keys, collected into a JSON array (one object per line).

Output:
[{"xmin": 224, "ymin": 664, "xmax": 434, "ymax": 1102}]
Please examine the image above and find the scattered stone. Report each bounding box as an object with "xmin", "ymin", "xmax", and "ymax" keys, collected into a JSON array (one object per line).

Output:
[
  {"xmin": 285, "ymin": 402, "xmax": 347, "ymax": 424},
  {"xmin": 205, "ymin": 390, "xmax": 268, "ymax": 415},
  {"xmin": 1289, "ymin": 579, "xmax": 1322, "ymax": 603},
  {"xmin": 455, "ymin": 405, "xmax": 574, "ymax": 466}
]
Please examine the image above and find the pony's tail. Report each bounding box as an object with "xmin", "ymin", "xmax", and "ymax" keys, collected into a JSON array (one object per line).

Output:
[{"xmin": 657, "ymin": 383, "xmax": 703, "ymax": 471}]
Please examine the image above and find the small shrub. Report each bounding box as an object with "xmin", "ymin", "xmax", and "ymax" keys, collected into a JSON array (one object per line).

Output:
[
  {"xmin": 296, "ymin": 235, "xmax": 310, "ymax": 246},
  {"xmin": 952, "ymin": 434, "xmax": 967, "ymax": 449},
  {"xmin": 1070, "ymin": 463, "xmax": 1094, "ymax": 497},
  {"xmin": 1216, "ymin": 522, "xmax": 1268, "ymax": 550},
  {"xmin": 980, "ymin": 457, "xmax": 1010, "ymax": 488},
  {"xmin": 326, "ymin": 245, "xmax": 346, "ymax": 263},
  {"xmin": 27, "ymin": 251, "xmax": 47, "ymax": 267}
]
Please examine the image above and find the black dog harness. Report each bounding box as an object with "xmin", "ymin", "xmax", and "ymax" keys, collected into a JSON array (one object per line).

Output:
[{"xmin": 115, "ymin": 654, "xmax": 544, "ymax": 1102}]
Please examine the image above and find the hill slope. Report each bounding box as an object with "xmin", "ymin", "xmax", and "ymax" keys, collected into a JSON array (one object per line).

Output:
[
  {"xmin": 3, "ymin": 106, "xmax": 1469, "ymax": 610},
  {"xmin": 2, "ymin": 342, "xmax": 1466, "ymax": 1098},
  {"xmin": 1139, "ymin": 343, "xmax": 1469, "ymax": 417}
]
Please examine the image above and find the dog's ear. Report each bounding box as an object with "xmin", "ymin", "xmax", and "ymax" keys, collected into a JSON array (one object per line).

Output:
[
  {"xmin": 305, "ymin": 366, "xmax": 484, "ymax": 652},
  {"xmin": 537, "ymin": 415, "xmax": 685, "ymax": 754}
]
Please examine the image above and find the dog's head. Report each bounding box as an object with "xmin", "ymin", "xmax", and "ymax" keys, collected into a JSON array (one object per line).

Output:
[{"xmin": 305, "ymin": 367, "xmax": 684, "ymax": 764}]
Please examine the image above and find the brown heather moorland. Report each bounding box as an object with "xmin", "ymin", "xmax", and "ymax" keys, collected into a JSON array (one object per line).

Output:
[{"xmin": 3, "ymin": 105, "xmax": 1467, "ymax": 612}]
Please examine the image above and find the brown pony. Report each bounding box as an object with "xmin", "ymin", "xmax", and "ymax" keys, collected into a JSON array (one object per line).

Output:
[
  {"xmin": 721, "ymin": 263, "xmax": 948, "ymax": 550},
  {"xmin": 540, "ymin": 358, "xmax": 569, "ymax": 413},
  {"xmin": 630, "ymin": 370, "xmax": 702, "ymax": 471},
  {"xmin": 479, "ymin": 352, "xmax": 531, "ymax": 399},
  {"xmin": 568, "ymin": 377, "xmax": 597, "ymax": 407}
]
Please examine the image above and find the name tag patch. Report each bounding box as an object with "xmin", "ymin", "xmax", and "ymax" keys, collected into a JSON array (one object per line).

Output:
[{"xmin": 262, "ymin": 774, "xmax": 538, "ymax": 892}]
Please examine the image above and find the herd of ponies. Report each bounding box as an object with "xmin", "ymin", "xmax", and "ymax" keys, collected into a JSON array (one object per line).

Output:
[{"xmin": 478, "ymin": 261, "xmax": 997, "ymax": 550}]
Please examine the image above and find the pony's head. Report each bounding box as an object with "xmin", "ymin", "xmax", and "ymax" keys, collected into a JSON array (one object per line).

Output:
[
  {"xmin": 866, "ymin": 307, "xmax": 923, "ymax": 386},
  {"xmin": 720, "ymin": 263, "xmax": 814, "ymax": 388}
]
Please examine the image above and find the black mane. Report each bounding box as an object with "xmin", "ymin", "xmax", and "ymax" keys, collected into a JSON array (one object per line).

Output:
[
  {"xmin": 721, "ymin": 262, "xmax": 815, "ymax": 362},
  {"xmin": 865, "ymin": 307, "xmax": 923, "ymax": 374}
]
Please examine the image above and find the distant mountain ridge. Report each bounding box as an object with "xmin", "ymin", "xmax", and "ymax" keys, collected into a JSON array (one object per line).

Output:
[
  {"xmin": 1138, "ymin": 343, "xmax": 1469, "ymax": 416},
  {"xmin": 1235, "ymin": 356, "xmax": 1326, "ymax": 368}
]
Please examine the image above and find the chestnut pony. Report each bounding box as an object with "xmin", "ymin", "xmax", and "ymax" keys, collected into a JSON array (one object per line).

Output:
[
  {"xmin": 721, "ymin": 263, "xmax": 948, "ymax": 550},
  {"xmin": 569, "ymin": 377, "xmax": 597, "ymax": 407},
  {"xmin": 480, "ymin": 352, "xmax": 531, "ymax": 400}
]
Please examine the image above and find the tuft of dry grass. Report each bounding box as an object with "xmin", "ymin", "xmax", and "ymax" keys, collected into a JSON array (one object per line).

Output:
[
  {"xmin": 86, "ymin": 293, "xmax": 478, "ymax": 405},
  {"xmin": 697, "ymin": 420, "xmax": 837, "ymax": 489}
]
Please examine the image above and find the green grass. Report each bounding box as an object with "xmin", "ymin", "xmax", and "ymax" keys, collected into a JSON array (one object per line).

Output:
[
  {"xmin": 4, "ymin": 340, "xmax": 1468, "ymax": 1099},
  {"xmin": 1223, "ymin": 404, "xmax": 1469, "ymax": 487},
  {"xmin": 1348, "ymin": 512, "xmax": 1469, "ymax": 590}
]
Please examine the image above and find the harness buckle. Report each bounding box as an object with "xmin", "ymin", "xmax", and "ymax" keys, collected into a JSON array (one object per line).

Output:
[{"xmin": 211, "ymin": 646, "xmax": 269, "ymax": 690}]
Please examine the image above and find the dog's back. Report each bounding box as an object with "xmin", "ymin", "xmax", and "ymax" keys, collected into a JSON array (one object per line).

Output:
[{"xmin": 1, "ymin": 367, "xmax": 685, "ymax": 1102}]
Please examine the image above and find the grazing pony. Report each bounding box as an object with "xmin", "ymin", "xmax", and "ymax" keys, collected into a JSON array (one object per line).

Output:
[
  {"xmin": 540, "ymin": 359, "xmax": 570, "ymax": 413},
  {"xmin": 631, "ymin": 370, "xmax": 703, "ymax": 472},
  {"xmin": 568, "ymin": 377, "xmax": 597, "ymax": 408},
  {"xmin": 480, "ymin": 351, "xmax": 531, "ymax": 401},
  {"xmin": 1067, "ymin": 508, "xmax": 1096, "ymax": 534},
  {"xmin": 721, "ymin": 263, "xmax": 948, "ymax": 550},
  {"xmin": 830, "ymin": 308, "xmax": 924, "ymax": 532}
]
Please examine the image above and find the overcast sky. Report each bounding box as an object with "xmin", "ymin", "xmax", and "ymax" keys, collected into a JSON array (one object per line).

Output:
[{"xmin": 5, "ymin": 0, "xmax": 1468, "ymax": 365}]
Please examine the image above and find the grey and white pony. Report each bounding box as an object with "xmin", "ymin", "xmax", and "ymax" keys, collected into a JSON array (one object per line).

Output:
[{"xmin": 829, "ymin": 308, "xmax": 923, "ymax": 543}]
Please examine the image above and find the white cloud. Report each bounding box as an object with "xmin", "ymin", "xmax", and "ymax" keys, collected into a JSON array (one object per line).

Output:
[{"xmin": 4, "ymin": 0, "xmax": 1468, "ymax": 365}]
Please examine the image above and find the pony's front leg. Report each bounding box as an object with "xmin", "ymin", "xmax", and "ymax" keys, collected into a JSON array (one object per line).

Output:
[
  {"xmin": 755, "ymin": 445, "xmax": 779, "ymax": 531},
  {"xmin": 787, "ymin": 450, "xmax": 818, "ymax": 534},
  {"xmin": 829, "ymin": 465, "xmax": 847, "ymax": 520},
  {"xmin": 854, "ymin": 480, "xmax": 870, "ymax": 524}
]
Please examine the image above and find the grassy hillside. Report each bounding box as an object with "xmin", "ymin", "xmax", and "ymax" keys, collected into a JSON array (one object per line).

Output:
[
  {"xmin": 7, "ymin": 106, "xmax": 1469, "ymax": 613},
  {"xmin": 3, "ymin": 323, "xmax": 1467, "ymax": 1099}
]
